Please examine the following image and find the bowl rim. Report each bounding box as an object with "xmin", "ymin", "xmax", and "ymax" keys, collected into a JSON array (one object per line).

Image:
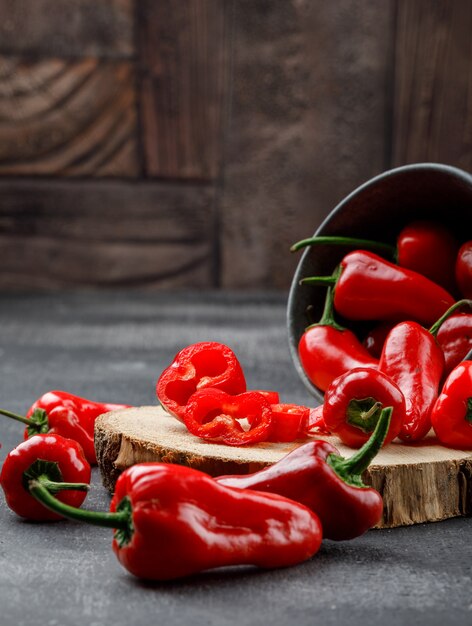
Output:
[{"xmin": 287, "ymin": 162, "xmax": 472, "ymax": 402}]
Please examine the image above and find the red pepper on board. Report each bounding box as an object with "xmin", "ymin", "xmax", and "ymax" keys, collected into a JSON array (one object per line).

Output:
[
  {"xmin": 29, "ymin": 463, "xmax": 323, "ymax": 581},
  {"xmin": 0, "ymin": 391, "xmax": 130, "ymax": 465},
  {"xmin": 291, "ymin": 220, "xmax": 458, "ymax": 292},
  {"xmin": 218, "ymin": 407, "xmax": 391, "ymax": 541},
  {"xmin": 456, "ymin": 240, "xmax": 472, "ymax": 298},
  {"xmin": 305, "ymin": 405, "xmax": 330, "ymax": 435},
  {"xmin": 431, "ymin": 361, "xmax": 472, "ymax": 449},
  {"xmin": 301, "ymin": 251, "xmax": 455, "ymax": 326},
  {"xmin": 0, "ymin": 434, "xmax": 90, "ymax": 521},
  {"xmin": 183, "ymin": 389, "xmax": 273, "ymax": 446},
  {"xmin": 323, "ymin": 368, "xmax": 405, "ymax": 448},
  {"xmin": 252, "ymin": 390, "xmax": 280, "ymax": 404},
  {"xmin": 436, "ymin": 313, "xmax": 472, "ymax": 375},
  {"xmin": 157, "ymin": 342, "xmax": 246, "ymax": 421},
  {"xmin": 268, "ymin": 403, "xmax": 310, "ymax": 442},
  {"xmin": 298, "ymin": 285, "xmax": 378, "ymax": 392}
]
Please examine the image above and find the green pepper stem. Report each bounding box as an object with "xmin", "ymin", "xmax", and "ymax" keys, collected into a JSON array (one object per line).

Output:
[
  {"xmin": 300, "ymin": 276, "xmax": 337, "ymax": 286},
  {"xmin": 37, "ymin": 476, "xmax": 89, "ymax": 494},
  {"xmin": 0, "ymin": 408, "xmax": 31, "ymax": 426},
  {"xmin": 29, "ymin": 481, "xmax": 129, "ymax": 530},
  {"xmin": 290, "ymin": 235, "xmax": 396, "ymax": 257},
  {"xmin": 429, "ymin": 299, "xmax": 472, "ymax": 337},
  {"xmin": 327, "ymin": 407, "xmax": 392, "ymax": 488},
  {"xmin": 304, "ymin": 266, "xmax": 344, "ymax": 332}
]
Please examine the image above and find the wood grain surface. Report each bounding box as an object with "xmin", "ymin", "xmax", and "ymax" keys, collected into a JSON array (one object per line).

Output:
[
  {"xmin": 95, "ymin": 406, "xmax": 472, "ymax": 529},
  {"xmin": 0, "ymin": 179, "xmax": 216, "ymax": 289}
]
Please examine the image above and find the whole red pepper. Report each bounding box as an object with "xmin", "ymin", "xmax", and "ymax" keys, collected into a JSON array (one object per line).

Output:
[
  {"xmin": 436, "ymin": 313, "xmax": 472, "ymax": 375},
  {"xmin": 0, "ymin": 391, "xmax": 130, "ymax": 465},
  {"xmin": 218, "ymin": 407, "xmax": 391, "ymax": 541},
  {"xmin": 29, "ymin": 463, "xmax": 323, "ymax": 581},
  {"xmin": 291, "ymin": 219, "xmax": 459, "ymax": 292},
  {"xmin": 298, "ymin": 285, "xmax": 378, "ymax": 392},
  {"xmin": 0, "ymin": 434, "xmax": 90, "ymax": 521},
  {"xmin": 378, "ymin": 300, "xmax": 472, "ymax": 441},
  {"xmin": 323, "ymin": 368, "xmax": 405, "ymax": 448},
  {"xmin": 157, "ymin": 342, "xmax": 246, "ymax": 421},
  {"xmin": 183, "ymin": 389, "xmax": 273, "ymax": 445},
  {"xmin": 431, "ymin": 361, "xmax": 472, "ymax": 449},
  {"xmin": 301, "ymin": 251, "xmax": 455, "ymax": 326},
  {"xmin": 456, "ymin": 240, "xmax": 472, "ymax": 298}
]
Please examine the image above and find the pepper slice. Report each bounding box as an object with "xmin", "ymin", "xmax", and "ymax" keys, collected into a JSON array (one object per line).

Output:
[
  {"xmin": 323, "ymin": 368, "xmax": 405, "ymax": 447},
  {"xmin": 183, "ymin": 389, "xmax": 273, "ymax": 446},
  {"xmin": 218, "ymin": 407, "xmax": 392, "ymax": 540},
  {"xmin": 157, "ymin": 342, "xmax": 246, "ymax": 421},
  {"xmin": 0, "ymin": 434, "xmax": 91, "ymax": 521},
  {"xmin": 29, "ymin": 463, "xmax": 323, "ymax": 581},
  {"xmin": 431, "ymin": 361, "xmax": 472, "ymax": 449},
  {"xmin": 0, "ymin": 390, "xmax": 130, "ymax": 465},
  {"xmin": 268, "ymin": 403, "xmax": 310, "ymax": 442}
]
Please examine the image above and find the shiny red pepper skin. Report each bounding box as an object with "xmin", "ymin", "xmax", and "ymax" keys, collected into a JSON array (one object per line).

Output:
[
  {"xmin": 379, "ymin": 322, "xmax": 445, "ymax": 441},
  {"xmin": 456, "ymin": 241, "xmax": 472, "ymax": 298},
  {"xmin": 109, "ymin": 463, "xmax": 323, "ymax": 580},
  {"xmin": 157, "ymin": 342, "xmax": 246, "ymax": 421},
  {"xmin": 184, "ymin": 389, "xmax": 273, "ymax": 445},
  {"xmin": 436, "ymin": 313, "xmax": 472, "ymax": 375},
  {"xmin": 268, "ymin": 403, "xmax": 310, "ymax": 442},
  {"xmin": 396, "ymin": 221, "xmax": 459, "ymax": 293},
  {"xmin": 323, "ymin": 368, "xmax": 405, "ymax": 448},
  {"xmin": 334, "ymin": 251, "xmax": 455, "ymax": 325},
  {"xmin": 24, "ymin": 391, "xmax": 130, "ymax": 465},
  {"xmin": 217, "ymin": 427, "xmax": 386, "ymax": 542},
  {"xmin": 431, "ymin": 361, "xmax": 472, "ymax": 449},
  {"xmin": 0, "ymin": 434, "xmax": 91, "ymax": 521}
]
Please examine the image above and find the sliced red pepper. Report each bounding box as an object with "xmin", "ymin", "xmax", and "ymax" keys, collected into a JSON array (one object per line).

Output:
[
  {"xmin": 252, "ymin": 390, "xmax": 280, "ymax": 404},
  {"xmin": 29, "ymin": 463, "xmax": 323, "ymax": 580},
  {"xmin": 156, "ymin": 342, "xmax": 246, "ymax": 421},
  {"xmin": 456, "ymin": 240, "xmax": 472, "ymax": 298},
  {"xmin": 301, "ymin": 251, "xmax": 455, "ymax": 326},
  {"xmin": 0, "ymin": 434, "xmax": 91, "ymax": 521},
  {"xmin": 268, "ymin": 403, "xmax": 310, "ymax": 442},
  {"xmin": 298, "ymin": 284, "xmax": 378, "ymax": 392},
  {"xmin": 436, "ymin": 313, "xmax": 472, "ymax": 375},
  {"xmin": 183, "ymin": 389, "xmax": 273, "ymax": 446},
  {"xmin": 431, "ymin": 360, "xmax": 472, "ymax": 449},
  {"xmin": 323, "ymin": 367, "xmax": 405, "ymax": 448},
  {"xmin": 305, "ymin": 405, "xmax": 331, "ymax": 436},
  {"xmin": 0, "ymin": 390, "xmax": 130, "ymax": 465},
  {"xmin": 218, "ymin": 407, "xmax": 392, "ymax": 540}
]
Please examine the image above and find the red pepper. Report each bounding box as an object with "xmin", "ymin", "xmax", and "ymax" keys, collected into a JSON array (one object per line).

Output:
[
  {"xmin": 431, "ymin": 361, "xmax": 472, "ymax": 449},
  {"xmin": 183, "ymin": 389, "xmax": 273, "ymax": 446},
  {"xmin": 252, "ymin": 390, "xmax": 280, "ymax": 404},
  {"xmin": 268, "ymin": 404, "xmax": 310, "ymax": 442},
  {"xmin": 305, "ymin": 405, "xmax": 330, "ymax": 435},
  {"xmin": 436, "ymin": 313, "xmax": 472, "ymax": 375},
  {"xmin": 301, "ymin": 251, "xmax": 455, "ymax": 326},
  {"xmin": 0, "ymin": 434, "xmax": 90, "ymax": 521},
  {"xmin": 363, "ymin": 322, "xmax": 395, "ymax": 359},
  {"xmin": 456, "ymin": 240, "xmax": 472, "ymax": 298},
  {"xmin": 157, "ymin": 342, "xmax": 246, "ymax": 421},
  {"xmin": 218, "ymin": 407, "xmax": 391, "ymax": 540},
  {"xmin": 298, "ymin": 284, "xmax": 378, "ymax": 392},
  {"xmin": 29, "ymin": 463, "xmax": 323, "ymax": 581},
  {"xmin": 0, "ymin": 391, "xmax": 130, "ymax": 465},
  {"xmin": 323, "ymin": 368, "xmax": 405, "ymax": 448},
  {"xmin": 291, "ymin": 219, "xmax": 459, "ymax": 292}
]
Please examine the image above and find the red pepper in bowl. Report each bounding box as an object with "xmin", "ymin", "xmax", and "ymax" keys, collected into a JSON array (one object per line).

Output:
[
  {"xmin": 456, "ymin": 240, "xmax": 472, "ymax": 298},
  {"xmin": 362, "ymin": 322, "xmax": 395, "ymax": 359},
  {"xmin": 431, "ymin": 360, "xmax": 472, "ymax": 449},
  {"xmin": 322, "ymin": 368, "xmax": 404, "ymax": 448},
  {"xmin": 0, "ymin": 434, "xmax": 91, "ymax": 521},
  {"xmin": 183, "ymin": 389, "xmax": 273, "ymax": 446},
  {"xmin": 436, "ymin": 313, "xmax": 472, "ymax": 375},
  {"xmin": 218, "ymin": 407, "xmax": 391, "ymax": 540},
  {"xmin": 298, "ymin": 284, "xmax": 378, "ymax": 392},
  {"xmin": 29, "ymin": 463, "xmax": 323, "ymax": 581},
  {"xmin": 301, "ymin": 251, "xmax": 455, "ymax": 326},
  {"xmin": 157, "ymin": 342, "xmax": 246, "ymax": 421},
  {"xmin": 292, "ymin": 219, "xmax": 459, "ymax": 292},
  {"xmin": 0, "ymin": 391, "xmax": 130, "ymax": 465}
]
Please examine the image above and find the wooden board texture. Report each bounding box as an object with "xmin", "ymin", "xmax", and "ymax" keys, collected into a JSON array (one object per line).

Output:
[{"xmin": 95, "ymin": 407, "xmax": 472, "ymax": 529}]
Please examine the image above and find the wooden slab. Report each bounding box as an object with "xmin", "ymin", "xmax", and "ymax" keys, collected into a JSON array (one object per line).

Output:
[{"xmin": 95, "ymin": 406, "xmax": 472, "ymax": 529}]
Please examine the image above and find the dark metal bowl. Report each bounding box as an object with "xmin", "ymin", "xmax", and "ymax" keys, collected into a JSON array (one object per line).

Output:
[{"xmin": 287, "ymin": 162, "xmax": 472, "ymax": 403}]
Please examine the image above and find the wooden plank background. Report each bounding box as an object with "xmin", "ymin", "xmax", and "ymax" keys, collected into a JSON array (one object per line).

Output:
[{"xmin": 0, "ymin": 0, "xmax": 470, "ymax": 291}]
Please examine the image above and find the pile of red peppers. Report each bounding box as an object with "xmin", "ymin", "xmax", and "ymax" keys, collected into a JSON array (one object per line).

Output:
[{"xmin": 0, "ymin": 218, "xmax": 471, "ymax": 583}]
